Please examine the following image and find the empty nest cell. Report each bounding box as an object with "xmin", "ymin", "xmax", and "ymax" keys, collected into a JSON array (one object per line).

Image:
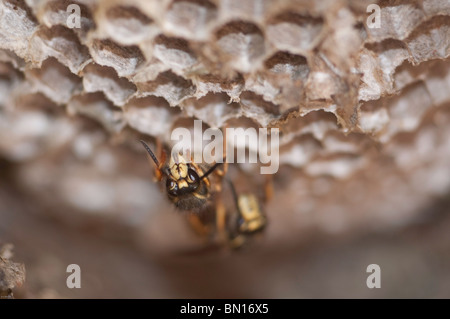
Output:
[
  {"xmin": 0, "ymin": 0, "xmax": 38, "ymax": 59},
  {"xmin": 26, "ymin": 57, "xmax": 82, "ymax": 104},
  {"xmin": 29, "ymin": 25, "xmax": 92, "ymax": 74},
  {"xmin": 266, "ymin": 12, "xmax": 323, "ymax": 54},
  {"xmin": 135, "ymin": 70, "xmax": 196, "ymax": 106},
  {"xmin": 100, "ymin": 5, "xmax": 156, "ymax": 45},
  {"xmin": 89, "ymin": 39, "xmax": 145, "ymax": 77},
  {"xmin": 215, "ymin": 20, "xmax": 266, "ymax": 73},
  {"xmin": 239, "ymin": 91, "xmax": 281, "ymax": 127},
  {"xmin": 164, "ymin": 0, "xmax": 218, "ymax": 40},
  {"xmin": 181, "ymin": 92, "xmax": 241, "ymax": 128},
  {"xmin": 366, "ymin": 1, "xmax": 426, "ymax": 42},
  {"xmin": 153, "ymin": 35, "xmax": 198, "ymax": 71},
  {"xmin": 40, "ymin": 0, "xmax": 95, "ymax": 41},
  {"xmin": 67, "ymin": 92, "xmax": 126, "ymax": 133},
  {"xmin": 124, "ymin": 96, "xmax": 179, "ymax": 138},
  {"xmin": 81, "ymin": 63, "xmax": 137, "ymax": 106}
]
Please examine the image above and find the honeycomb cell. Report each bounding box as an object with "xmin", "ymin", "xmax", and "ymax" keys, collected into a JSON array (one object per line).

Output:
[
  {"xmin": 405, "ymin": 16, "xmax": 450, "ymax": 64},
  {"xmin": 67, "ymin": 92, "xmax": 126, "ymax": 133},
  {"xmin": 81, "ymin": 63, "xmax": 137, "ymax": 107},
  {"xmin": 182, "ymin": 92, "xmax": 241, "ymax": 128},
  {"xmin": 266, "ymin": 12, "xmax": 323, "ymax": 54},
  {"xmin": 365, "ymin": 1, "xmax": 425, "ymax": 42},
  {"xmin": 0, "ymin": 0, "xmax": 38, "ymax": 59},
  {"xmin": 264, "ymin": 51, "xmax": 309, "ymax": 81},
  {"xmin": 218, "ymin": 0, "xmax": 270, "ymax": 23},
  {"xmin": 164, "ymin": 0, "xmax": 218, "ymax": 40},
  {"xmin": 194, "ymin": 73, "xmax": 244, "ymax": 101},
  {"xmin": 40, "ymin": 0, "xmax": 95, "ymax": 41},
  {"xmin": 26, "ymin": 58, "xmax": 82, "ymax": 104},
  {"xmin": 239, "ymin": 91, "xmax": 280, "ymax": 126},
  {"xmin": 29, "ymin": 25, "xmax": 91, "ymax": 74},
  {"xmin": 135, "ymin": 70, "xmax": 196, "ymax": 106},
  {"xmin": 153, "ymin": 35, "xmax": 197, "ymax": 71},
  {"xmin": 101, "ymin": 5, "xmax": 156, "ymax": 45},
  {"xmin": 89, "ymin": 39, "xmax": 145, "ymax": 77},
  {"xmin": 124, "ymin": 96, "xmax": 178, "ymax": 138},
  {"xmin": 215, "ymin": 20, "xmax": 265, "ymax": 73}
]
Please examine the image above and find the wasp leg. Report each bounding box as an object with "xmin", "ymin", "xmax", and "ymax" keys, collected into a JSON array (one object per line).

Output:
[
  {"xmin": 264, "ymin": 174, "xmax": 274, "ymax": 203},
  {"xmin": 187, "ymin": 213, "xmax": 213, "ymax": 238},
  {"xmin": 212, "ymin": 125, "xmax": 228, "ymax": 192},
  {"xmin": 219, "ymin": 123, "xmax": 229, "ymax": 177},
  {"xmin": 224, "ymin": 179, "xmax": 247, "ymax": 249},
  {"xmin": 215, "ymin": 195, "xmax": 228, "ymax": 245}
]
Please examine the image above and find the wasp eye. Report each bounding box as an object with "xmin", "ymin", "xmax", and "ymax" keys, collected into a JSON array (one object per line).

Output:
[
  {"xmin": 166, "ymin": 179, "xmax": 178, "ymax": 196},
  {"xmin": 188, "ymin": 169, "xmax": 199, "ymax": 183}
]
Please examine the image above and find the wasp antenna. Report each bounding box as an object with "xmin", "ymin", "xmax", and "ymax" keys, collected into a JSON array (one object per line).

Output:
[
  {"xmin": 140, "ymin": 140, "xmax": 160, "ymax": 167},
  {"xmin": 199, "ymin": 162, "xmax": 223, "ymax": 180}
]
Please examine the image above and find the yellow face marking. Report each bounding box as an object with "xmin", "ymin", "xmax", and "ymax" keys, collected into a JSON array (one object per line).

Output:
[
  {"xmin": 169, "ymin": 154, "xmax": 188, "ymax": 179},
  {"xmin": 177, "ymin": 179, "xmax": 189, "ymax": 189},
  {"xmin": 192, "ymin": 192, "xmax": 207, "ymax": 200}
]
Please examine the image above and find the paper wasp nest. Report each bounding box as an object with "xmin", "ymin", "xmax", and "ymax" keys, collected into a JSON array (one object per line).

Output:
[{"xmin": 0, "ymin": 0, "xmax": 449, "ymax": 250}]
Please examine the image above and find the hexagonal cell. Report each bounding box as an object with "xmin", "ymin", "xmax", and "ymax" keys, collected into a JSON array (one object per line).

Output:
[
  {"xmin": 360, "ymin": 39, "xmax": 409, "ymax": 100},
  {"xmin": 135, "ymin": 70, "xmax": 196, "ymax": 106},
  {"xmin": 422, "ymin": 0, "xmax": 450, "ymax": 16},
  {"xmin": 82, "ymin": 63, "xmax": 137, "ymax": 107},
  {"xmin": 239, "ymin": 91, "xmax": 280, "ymax": 127},
  {"xmin": 89, "ymin": 39, "xmax": 145, "ymax": 77},
  {"xmin": 393, "ymin": 59, "xmax": 434, "ymax": 92},
  {"xmin": 164, "ymin": 0, "xmax": 218, "ymax": 40},
  {"xmin": 264, "ymin": 51, "xmax": 309, "ymax": 81},
  {"xmin": 99, "ymin": 5, "xmax": 156, "ymax": 45},
  {"xmin": 67, "ymin": 92, "xmax": 126, "ymax": 133},
  {"xmin": 279, "ymin": 134, "xmax": 322, "ymax": 168},
  {"xmin": 194, "ymin": 73, "xmax": 244, "ymax": 101},
  {"xmin": 279, "ymin": 110, "xmax": 339, "ymax": 143},
  {"xmin": 124, "ymin": 96, "xmax": 179, "ymax": 138},
  {"xmin": 365, "ymin": 1, "xmax": 425, "ymax": 42},
  {"xmin": 182, "ymin": 92, "xmax": 241, "ymax": 128},
  {"xmin": 131, "ymin": 57, "xmax": 170, "ymax": 83},
  {"xmin": 358, "ymin": 100, "xmax": 390, "ymax": 135},
  {"xmin": 266, "ymin": 12, "xmax": 323, "ymax": 54},
  {"xmin": 405, "ymin": 16, "xmax": 450, "ymax": 64},
  {"xmin": 218, "ymin": 0, "xmax": 270, "ymax": 23},
  {"xmin": 304, "ymin": 70, "xmax": 339, "ymax": 101},
  {"xmin": 153, "ymin": 35, "xmax": 197, "ymax": 71},
  {"xmin": 257, "ymin": 51, "xmax": 310, "ymax": 110},
  {"xmin": 215, "ymin": 20, "xmax": 265, "ymax": 73},
  {"xmin": 40, "ymin": 0, "xmax": 95, "ymax": 41},
  {"xmin": 378, "ymin": 82, "xmax": 434, "ymax": 142},
  {"xmin": 0, "ymin": 0, "xmax": 38, "ymax": 59},
  {"xmin": 29, "ymin": 25, "xmax": 91, "ymax": 74},
  {"xmin": 26, "ymin": 57, "xmax": 82, "ymax": 104}
]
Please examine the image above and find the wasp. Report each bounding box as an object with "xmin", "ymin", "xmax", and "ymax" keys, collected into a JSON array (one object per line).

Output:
[
  {"xmin": 227, "ymin": 181, "xmax": 268, "ymax": 249},
  {"xmin": 140, "ymin": 139, "xmax": 270, "ymax": 249}
]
